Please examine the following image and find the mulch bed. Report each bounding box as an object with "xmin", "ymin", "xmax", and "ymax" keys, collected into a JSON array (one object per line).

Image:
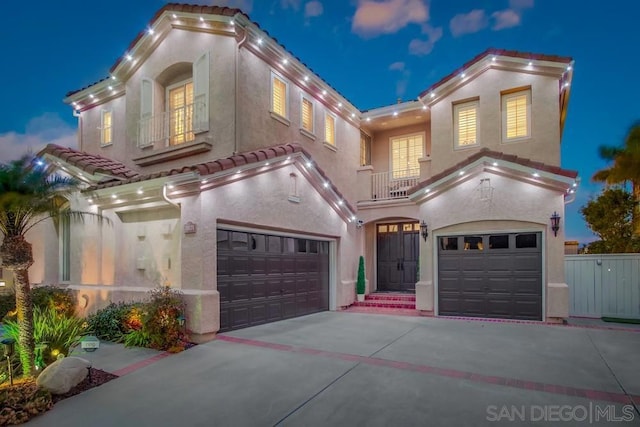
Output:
[{"xmin": 50, "ymin": 368, "xmax": 118, "ymax": 404}]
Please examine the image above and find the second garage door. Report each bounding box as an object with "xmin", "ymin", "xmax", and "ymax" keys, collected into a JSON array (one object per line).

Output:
[
  {"xmin": 438, "ymin": 232, "xmax": 542, "ymax": 321},
  {"xmin": 217, "ymin": 229, "xmax": 330, "ymax": 332}
]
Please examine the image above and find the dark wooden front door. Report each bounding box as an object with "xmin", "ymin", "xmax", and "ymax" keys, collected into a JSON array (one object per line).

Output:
[{"xmin": 376, "ymin": 222, "xmax": 419, "ymax": 292}]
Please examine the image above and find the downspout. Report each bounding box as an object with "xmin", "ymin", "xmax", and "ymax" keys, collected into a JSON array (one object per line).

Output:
[
  {"xmin": 162, "ymin": 183, "xmax": 181, "ymax": 209},
  {"xmin": 234, "ymin": 24, "xmax": 248, "ymax": 155}
]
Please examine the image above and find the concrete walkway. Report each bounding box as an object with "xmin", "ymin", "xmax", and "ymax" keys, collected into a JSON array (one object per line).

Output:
[{"xmin": 27, "ymin": 312, "xmax": 640, "ymax": 426}]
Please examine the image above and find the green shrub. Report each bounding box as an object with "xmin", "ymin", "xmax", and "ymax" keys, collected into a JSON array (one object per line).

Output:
[
  {"xmin": 123, "ymin": 329, "xmax": 151, "ymax": 348},
  {"xmin": 356, "ymin": 256, "xmax": 366, "ymax": 295},
  {"xmin": 3, "ymin": 306, "xmax": 86, "ymax": 367},
  {"xmin": 125, "ymin": 286, "xmax": 186, "ymax": 351},
  {"xmin": 32, "ymin": 285, "xmax": 76, "ymax": 318},
  {"xmin": 0, "ymin": 292, "xmax": 16, "ymax": 320},
  {"xmin": 86, "ymin": 302, "xmax": 140, "ymax": 342}
]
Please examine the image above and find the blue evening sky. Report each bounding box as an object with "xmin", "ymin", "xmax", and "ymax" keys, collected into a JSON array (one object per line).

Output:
[{"xmin": 0, "ymin": 0, "xmax": 638, "ymax": 244}]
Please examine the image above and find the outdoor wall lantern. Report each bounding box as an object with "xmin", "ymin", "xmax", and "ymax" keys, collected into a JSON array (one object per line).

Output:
[
  {"xmin": 550, "ymin": 212, "xmax": 561, "ymax": 237},
  {"xmin": 420, "ymin": 220, "xmax": 429, "ymax": 241},
  {"xmin": 2, "ymin": 338, "xmax": 15, "ymax": 386}
]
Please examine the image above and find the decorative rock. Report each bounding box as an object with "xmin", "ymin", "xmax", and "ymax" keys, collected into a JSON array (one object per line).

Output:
[{"xmin": 36, "ymin": 357, "xmax": 91, "ymax": 394}]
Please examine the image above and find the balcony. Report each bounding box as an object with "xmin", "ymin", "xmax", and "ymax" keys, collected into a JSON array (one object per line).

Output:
[
  {"xmin": 138, "ymin": 102, "xmax": 207, "ymax": 148},
  {"xmin": 368, "ymin": 169, "xmax": 420, "ymax": 201},
  {"xmin": 133, "ymin": 102, "xmax": 211, "ymax": 167}
]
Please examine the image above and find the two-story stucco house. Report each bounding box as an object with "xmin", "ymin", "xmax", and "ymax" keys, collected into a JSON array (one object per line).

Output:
[{"xmin": 24, "ymin": 4, "xmax": 578, "ymax": 341}]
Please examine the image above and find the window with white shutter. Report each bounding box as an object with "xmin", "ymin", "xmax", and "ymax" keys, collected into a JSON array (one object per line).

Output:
[
  {"xmin": 324, "ymin": 113, "xmax": 336, "ymax": 146},
  {"xmin": 193, "ymin": 51, "xmax": 209, "ymax": 132},
  {"xmin": 454, "ymin": 100, "xmax": 479, "ymax": 148},
  {"xmin": 100, "ymin": 110, "xmax": 112, "ymax": 146},
  {"xmin": 301, "ymin": 96, "xmax": 314, "ymax": 133},
  {"xmin": 271, "ymin": 72, "xmax": 288, "ymax": 118},
  {"xmin": 391, "ymin": 133, "xmax": 423, "ymax": 178},
  {"xmin": 502, "ymin": 88, "xmax": 531, "ymax": 142}
]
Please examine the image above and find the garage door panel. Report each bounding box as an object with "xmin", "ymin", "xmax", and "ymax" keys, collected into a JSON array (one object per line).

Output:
[
  {"xmin": 218, "ymin": 229, "xmax": 329, "ymax": 332},
  {"xmin": 460, "ymin": 256, "xmax": 485, "ymax": 272},
  {"xmin": 438, "ymin": 232, "xmax": 542, "ymax": 321}
]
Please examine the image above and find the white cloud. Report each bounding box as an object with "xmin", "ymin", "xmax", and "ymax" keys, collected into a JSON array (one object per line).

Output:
[
  {"xmin": 0, "ymin": 113, "xmax": 77, "ymax": 164},
  {"xmin": 304, "ymin": 1, "xmax": 323, "ymax": 18},
  {"xmin": 388, "ymin": 61, "xmax": 405, "ymax": 71},
  {"xmin": 352, "ymin": 0, "xmax": 429, "ymax": 37},
  {"xmin": 449, "ymin": 9, "xmax": 488, "ymax": 37},
  {"xmin": 492, "ymin": 9, "xmax": 521, "ymax": 30},
  {"xmin": 213, "ymin": 0, "xmax": 254, "ymax": 13},
  {"xmin": 408, "ymin": 24, "xmax": 442, "ymax": 56}
]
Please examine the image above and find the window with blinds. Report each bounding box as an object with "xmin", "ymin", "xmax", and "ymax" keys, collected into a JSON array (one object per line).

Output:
[
  {"xmin": 502, "ymin": 89, "xmax": 531, "ymax": 141},
  {"xmin": 301, "ymin": 96, "xmax": 313, "ymax": 132},
  {"xmin": 360, "ymin": 131, "xmax": 371, "ymax": 166},
  {"xmin": 454, "ymin": 101, "xmax": 479, "ymax": 148},
  {"xmin": 272, "ymin": 74, "xmax": 287, "ymax": 118},
  {"xmin": 391, "ymin": 133, "xmax": 423, "ymax": 178},
  {"xmin": 325, "ymin": 113, "xmax": 335, "ymax": 146},
  {"xmin": 168, "ymin": 80, "xmax": 194, "ymax": 146},
  {"xmin": 101, "ymin": 110, "xmax": 112, "ymax": 145}
]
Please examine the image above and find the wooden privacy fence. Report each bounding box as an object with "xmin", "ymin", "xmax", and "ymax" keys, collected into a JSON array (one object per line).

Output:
[{"xmin": 565, "ymin": 254, "xmax": 640, "ymax": 319}]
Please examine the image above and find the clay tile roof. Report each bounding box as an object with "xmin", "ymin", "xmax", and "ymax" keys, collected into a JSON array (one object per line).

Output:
[
  {"xmin": 38, "ymin": 144, "xmax": 139, "ymax": 181},
  {"xmin": 409, "ymin": 148, "xmax": 578, "ymax": 194},
  {"xmin": 418, "ymin": 48, "xmax": 573, "ymax": 99}
]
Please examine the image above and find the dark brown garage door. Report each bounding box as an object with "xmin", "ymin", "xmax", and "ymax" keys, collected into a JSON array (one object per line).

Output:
[
  {"xmin": 438, "ymin": 232, "xmax": 542, "ymax": 321},
  {"xmin": 217, "ymin": 229, "xmax": 330, "ymax": 332}
]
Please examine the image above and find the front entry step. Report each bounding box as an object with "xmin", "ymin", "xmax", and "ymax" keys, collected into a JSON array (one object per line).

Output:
[{"xmin": 353, "ymin": 293, "xmax": 416, "ymax": 309}]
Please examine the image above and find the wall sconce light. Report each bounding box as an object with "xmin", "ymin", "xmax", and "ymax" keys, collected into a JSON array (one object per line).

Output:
[
  {"xmin": 420, "ymin": 220, "xmax": 429, "ymax": 241},
  {"xmin": 550, "ymin": 211, "xmax": 561, "ymax": 237}
]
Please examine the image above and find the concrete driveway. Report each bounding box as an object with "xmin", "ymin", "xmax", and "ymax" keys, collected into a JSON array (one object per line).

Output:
[{"xmin": 28, "ymin": 312, "xmax": 640, "ymax": 426}]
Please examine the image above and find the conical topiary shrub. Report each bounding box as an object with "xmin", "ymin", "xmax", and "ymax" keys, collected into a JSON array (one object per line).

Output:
[{"xmin": 356, "ymin": 256, "xmax": 366, "ymax": 298}]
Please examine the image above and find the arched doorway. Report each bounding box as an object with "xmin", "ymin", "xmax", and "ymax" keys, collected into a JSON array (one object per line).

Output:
[{"xmin": 376, "ymin": 221, "xmax": 420, "ymax": 292}]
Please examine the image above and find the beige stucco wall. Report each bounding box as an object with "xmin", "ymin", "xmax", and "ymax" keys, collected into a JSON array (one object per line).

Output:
[
  {"xmin": 236, "ymin": 48, "xmax": 361, "ymax": 202},
  {"xmin": 430, "ymin": 68, "xmax": 561, "ymax": 176},
  {"xmin": 416, "ymin": 170, "xmax": 567, "ymax": 319}
]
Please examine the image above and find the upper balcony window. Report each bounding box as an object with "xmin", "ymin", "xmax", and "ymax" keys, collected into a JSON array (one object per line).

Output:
[
  {"xmin": 391, "ymin": 133, "xmax": 423, "ymax": 178},
  {"xmin": 502, "ymin": 88, "xmax": 531, "ymax": 142},
  {"xmin": 100, "ymin": 110, "xmax": 112, "ymax": 146},
  {"xmin": 454, "ymin": 100, "xmax": 479, "ymax": 149},
  {"xmin": 271, "ymin": 72, "xmax": 288, "ymax": 120},
  {"xmin": 167, "ymin": 79, "xmax": 194, "ymax": 146},
  {"xmin": 138, "ymin": 52, "xmax": 209, "ymax": 149}
]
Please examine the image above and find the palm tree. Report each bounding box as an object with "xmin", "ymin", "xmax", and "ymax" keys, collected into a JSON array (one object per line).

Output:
[
  {"xmin": 592, "ymin": 122, "xmax": 640, "ymax": 235},
  {"xmin": 0, "ymin": 155, "xmax": 104, "ymax": 376}
]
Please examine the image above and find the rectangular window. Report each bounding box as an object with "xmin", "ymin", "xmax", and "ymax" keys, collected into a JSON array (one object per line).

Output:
[
  {"xmin": 168, "ymin": 80, "xmax": 194, "ymax": 146},
  {"xmin": 272, "ymin": 73, "xmax": 288, "ymax": 118},
  {"xmin": 360, "ymin": 132, "xmax": 371, "ymax": 166},
  {"xmin": 454, "ymin": 100, "xmax": 479, "ymax": 148},
  {"xmin": 101, "ymin": 110, "xmax": 112, "ymax": 145},
  {"xmin": 440, "ymin": 237, "xmax": 458, "ymax": 251},
  {"xmin": 391, "ymin": 133, "xmax": 423, "ymax": 178},
  {"xmin": 502, "ymin": 89, "xmax": 531, "ymax": 141},
  {"xmin": 301, "ymin": 96, "xmax": 314, "ymax": 133},
  {"xmin": 325, "ymin": 113, "xmax": 336, "ymax": 146}
]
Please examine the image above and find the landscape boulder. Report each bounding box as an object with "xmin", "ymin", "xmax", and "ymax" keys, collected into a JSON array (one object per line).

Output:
[{"xmin": 36, "ymin": 357, "xmax": 91, "ymax": 394}]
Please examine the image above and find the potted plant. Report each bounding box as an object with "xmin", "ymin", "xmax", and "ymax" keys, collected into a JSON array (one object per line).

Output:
[{"xmin": 356, "ymin": 256, "xmax": 366, "ymax": 302}]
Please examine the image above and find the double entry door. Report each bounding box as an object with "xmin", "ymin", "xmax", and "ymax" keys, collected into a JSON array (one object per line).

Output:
[{"xmin": 376, "ymin": 222, "xmax": 419, "ymax": 292}]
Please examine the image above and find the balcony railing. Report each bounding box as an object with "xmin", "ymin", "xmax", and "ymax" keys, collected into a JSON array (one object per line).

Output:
[
  {"xmin": 371, "ymin": 169, "xmax": 420, "ymax": 200},
  {"xmin": 138, "ymin": 101, "xmax": 206, "ymax": 148}
]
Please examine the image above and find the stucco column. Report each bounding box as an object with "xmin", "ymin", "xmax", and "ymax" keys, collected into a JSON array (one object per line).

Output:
[
  {"xmin": 418, "ymin": 156, "xmax": 432, "ymax": 181},
  {"xmin": 356, "ymin": 166, "xmax": 373, "ymax": 201},
  {"xmin": 415, "ymin": 230, "xmax": 434, "ymax": 314}
]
